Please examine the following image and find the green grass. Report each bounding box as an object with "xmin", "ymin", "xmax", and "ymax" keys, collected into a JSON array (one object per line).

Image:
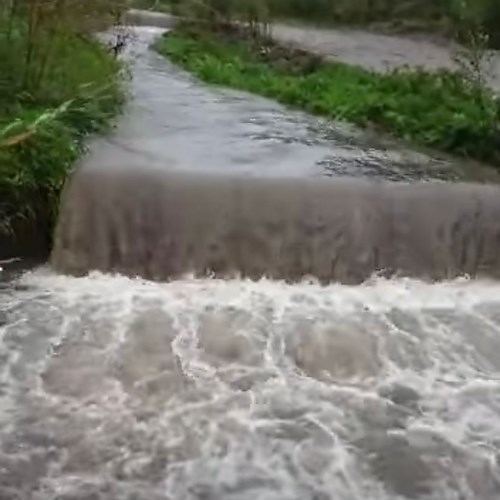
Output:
[
  {"xmin": 0, "ymin": 30, "xmax": 125, "ymax": 256},
  {"xmin": 156, "ymin": 29, "xmax": 500, "ymax": 167}
]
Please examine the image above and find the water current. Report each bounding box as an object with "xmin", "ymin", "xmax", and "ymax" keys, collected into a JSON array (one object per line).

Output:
[{"xmin": 2, "ymin": 18, "xmax": 500, "ymax": 500}]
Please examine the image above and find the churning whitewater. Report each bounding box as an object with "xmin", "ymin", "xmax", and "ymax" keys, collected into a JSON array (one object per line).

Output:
[
  {"xmin": 1, "ymin": 271, "xmax": 500, "ymax": 500},
  {"xmin": 2, "ymin": 19, "xmax": 500, "ymax": 500}
]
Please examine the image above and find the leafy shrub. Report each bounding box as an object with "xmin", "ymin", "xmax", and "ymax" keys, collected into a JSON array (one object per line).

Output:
[{"xmin": 0, "ymin": 1, "xmax": 126, "ymax": 253}]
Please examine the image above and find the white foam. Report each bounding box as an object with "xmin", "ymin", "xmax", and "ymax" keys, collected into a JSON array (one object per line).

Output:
[{"xmin": 1, "ymin": 269, "xmax": 499, "ymax": 498}]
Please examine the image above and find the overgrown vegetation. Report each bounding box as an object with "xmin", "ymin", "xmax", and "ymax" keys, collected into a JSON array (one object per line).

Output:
[
  {"xmin": 272, "ymin": 0, "xmax": 500, "ymax": 46},
  {"xmin": 156, "ymin": 26, "xmax": 500, "ymax": 165},
  {"xmin": 0, "ymin": 0, "xmax": 126, "ymax": 256},
  {"xmin": 146, "ymin": 0, "xmax": 500, "ymax": 48}
]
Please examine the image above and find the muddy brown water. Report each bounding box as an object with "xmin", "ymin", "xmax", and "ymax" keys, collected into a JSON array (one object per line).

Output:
[
  {"xmin": 52, "ymin": 168, "xmax": 500, "ymax": 284},
  {"xmin": 1, "ymin": 17, "xmax": 500, "ymax": 500}
]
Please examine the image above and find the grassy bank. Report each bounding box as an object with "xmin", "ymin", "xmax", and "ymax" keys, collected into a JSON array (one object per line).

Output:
[
  {"xmin": 0, "ymin": 5, "xmax": 125, "ymax": 258},
  {"xmin": 156, "ymin": 27, "xmax": 500, "ymax": 167}
]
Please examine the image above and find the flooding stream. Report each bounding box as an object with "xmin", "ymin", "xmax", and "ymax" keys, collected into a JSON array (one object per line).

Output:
[
  {"xmin": 2, "ymin": 20, "xmax": 500, "ymax": 500},
  {"xmin": 83, "ymin": 25, "xmax": 497, "ymax": 183}
]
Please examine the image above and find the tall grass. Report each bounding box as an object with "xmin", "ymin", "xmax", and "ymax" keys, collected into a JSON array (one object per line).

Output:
[
  {"xmin": 0, "ymin": 0, "xmax": 126, "ymax": 109},
  {"xmin": 0, "ymin": 0, "xmax": 126, "ymax": 256}
]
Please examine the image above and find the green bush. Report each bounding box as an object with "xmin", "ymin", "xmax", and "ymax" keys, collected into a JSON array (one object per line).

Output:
[
  {"xmin": 0, "ymin": 8, "xmax": 125, "ymax": 251},
  {"xmin": 477, "ymin": 0, "xmax": 500, "ymax": 48}
]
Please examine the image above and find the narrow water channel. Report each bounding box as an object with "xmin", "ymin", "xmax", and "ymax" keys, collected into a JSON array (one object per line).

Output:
[{"xmin": 85, "ymin": 25, "xmax": 496, "ymax": 182}]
